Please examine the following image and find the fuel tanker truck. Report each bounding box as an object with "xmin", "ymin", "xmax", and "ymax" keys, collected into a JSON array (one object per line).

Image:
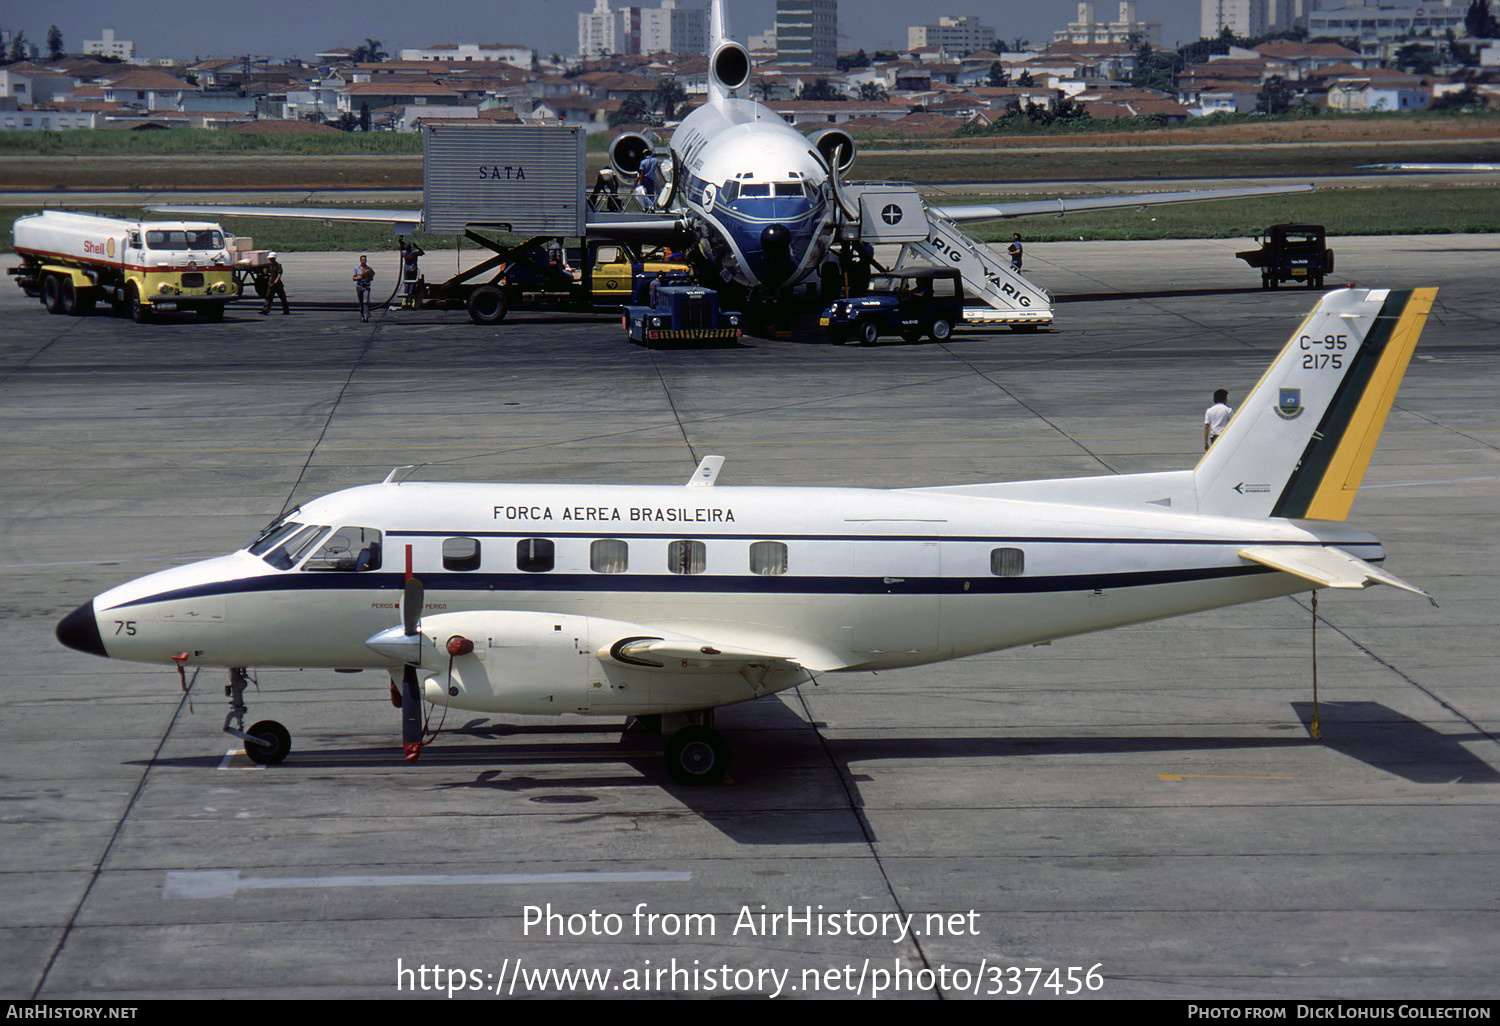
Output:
[{"xmin": 10, "ymin": 210, "xmax": 236, "ymax": 321}]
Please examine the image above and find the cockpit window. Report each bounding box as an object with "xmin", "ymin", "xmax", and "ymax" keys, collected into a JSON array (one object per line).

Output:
[
  {"xmin": 145, "ymin": 229, "xmax": 224, "ymax": 251},
  {"xmin": 773, "ymin": 183, "xmax": 803, "ymax": 197},
  {"xmin": 740, "ymin": 183, "xmax": 771, "ymax": 197},
  {"xmin": 248, "ymin": 519, "xmax": 302, "ymax": 556},
  {"xmin": 720, "ymin": 180, "xmax": 739, "ymax": 203},
  {"xmin": 262, "ymin": 525, "xmax": 329, "ymax": 570},
  {"xmin": 303, "ymin": 527, "xmax": 383, "ymax": 572}
]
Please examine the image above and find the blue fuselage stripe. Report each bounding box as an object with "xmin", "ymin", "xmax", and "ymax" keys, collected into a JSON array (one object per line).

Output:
[{"xmin": 108, "ymin": 563, "xmax": 1284, "ymax": 611}]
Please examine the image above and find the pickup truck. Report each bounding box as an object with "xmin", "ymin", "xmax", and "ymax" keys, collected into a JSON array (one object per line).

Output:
[
  {"xmin": 819, "ymin": 266, "xmax": 964, "ymax": 344},
  {"xmin": 1236, "ymin": 224, "xmax": 1334, "ymax": 290}
]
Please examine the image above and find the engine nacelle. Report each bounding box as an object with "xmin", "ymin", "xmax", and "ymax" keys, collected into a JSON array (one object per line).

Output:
[
  {"xmin": 710, "ymin": 41, "xmax": 751, "ymax": 93},
  {"xmin": 608, "ymin": 132, "xmax": 654, "ymax": 177},
  {"xmin": 808, "ymin": 129, "xmax": 857, "ymax": 175}
]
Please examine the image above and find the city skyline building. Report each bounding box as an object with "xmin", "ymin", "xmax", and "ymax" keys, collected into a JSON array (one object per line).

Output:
[
  {"xmin": 775, "ymin": 0, "xmax": 838, "ymax": 66},
  {"xmin": 907, "ymin": 15, "xmax": 996, "ymax": 56}
]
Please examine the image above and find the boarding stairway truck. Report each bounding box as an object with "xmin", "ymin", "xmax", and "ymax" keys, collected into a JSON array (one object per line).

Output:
[
  {"xmin": 9, "ymin": 210, "xmax": 236, "ymax": 322},
  {"xmin": 840, "ymin": 184, "xmax": 1053, "ymax": 331}
]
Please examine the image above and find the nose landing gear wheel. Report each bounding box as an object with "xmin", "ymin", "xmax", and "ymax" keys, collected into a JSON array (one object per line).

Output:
[
  {"xmin": 244, "ymin": 719, "xmax": 291, "ymax": 765},
  {"xmin": 664, "ymin": 725, "xmax": 730, "ymax": 786}
]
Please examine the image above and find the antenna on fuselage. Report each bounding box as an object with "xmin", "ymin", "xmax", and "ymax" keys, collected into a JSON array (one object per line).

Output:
[{"xmin": 383, "ymin": 465, "xmax": 418, "ymax": 484}]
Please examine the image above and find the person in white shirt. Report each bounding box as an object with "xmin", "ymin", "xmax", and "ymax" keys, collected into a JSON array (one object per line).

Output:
[{"xmin": 1204, "ymin": 389, "xmax": 1232, "ymax": 450}]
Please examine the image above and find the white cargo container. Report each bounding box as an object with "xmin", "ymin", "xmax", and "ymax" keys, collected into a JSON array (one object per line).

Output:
[
  {"xmin": 9, "ymin": 210, "xmax": 237, "ymax": 321},
  {"xmin": 422, "ymin": 123, "xmax": 588, "ymax": 235}
]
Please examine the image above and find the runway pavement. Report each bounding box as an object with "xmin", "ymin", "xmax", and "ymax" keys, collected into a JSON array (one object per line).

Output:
[{"xmin": 2, "ymin": 234, "xmax": 1496, "ymax": 1000}]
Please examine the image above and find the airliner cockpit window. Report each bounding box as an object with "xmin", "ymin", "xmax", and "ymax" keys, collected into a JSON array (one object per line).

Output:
[
  {"xmin": 262, "ymin": 525, "xmax": 330, "ymax": 571},
  {"xmin": 720, "ymin": 180, "xmax": 739, "ymax": 202},
  {"xmin": 773, "ymin": 183, "xmax": 803, "ymax": 197},
  {"xmin": 303, "ymin": 527, "xmax": 384, "ymax": 572},
  {"xmin": 740, "ymin": 183, "xmax": 771, "ymax": 197}
]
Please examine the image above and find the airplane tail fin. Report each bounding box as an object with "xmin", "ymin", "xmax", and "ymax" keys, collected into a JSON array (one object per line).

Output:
[
  {"xmin": 710, "ymin": 0, "xmax": 730, "ymax": 49},
  {"xmin": 706, "ymin": 0, "xmax": 751, "ymax": 106},
  {"xmin": 1195, "ymin": 287, "xmax": 1436, "ymax": 521}
]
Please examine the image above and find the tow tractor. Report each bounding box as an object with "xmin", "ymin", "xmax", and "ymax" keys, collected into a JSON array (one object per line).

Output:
[{"xmin": 623, "ymin": 272, "xmax": 743, "ymax": 346}]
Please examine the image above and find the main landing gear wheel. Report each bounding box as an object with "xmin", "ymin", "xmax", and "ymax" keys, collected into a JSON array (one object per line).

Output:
[
  {"xmin": 244, "ymin": 719, "xmax": 291, "ymax": 765},
  {"xmin": 665, "ymin": 725, "xmax": 730, "ymax": 786}
]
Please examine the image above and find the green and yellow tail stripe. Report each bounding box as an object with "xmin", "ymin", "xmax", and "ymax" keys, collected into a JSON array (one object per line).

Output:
[{"xmin": 1272, "ymin": 287, "xmax": 1436, "ymax": 521}]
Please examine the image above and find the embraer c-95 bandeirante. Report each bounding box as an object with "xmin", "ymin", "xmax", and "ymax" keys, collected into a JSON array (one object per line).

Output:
[{"xmin": 57, "ymin": 288, "xmax": 1436, "ymax": 783}]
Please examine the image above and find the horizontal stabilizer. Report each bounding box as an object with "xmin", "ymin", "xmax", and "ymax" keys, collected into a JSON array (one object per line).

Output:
[{"xmin": 1239, "ymin": 545, "xmax": 1434, "ymax": 604}]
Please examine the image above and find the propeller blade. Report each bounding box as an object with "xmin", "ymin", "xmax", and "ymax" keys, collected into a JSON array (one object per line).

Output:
[
  {"xmin": 401, "ymin": 665, "xmax": 423, "ymax": 741},
  {"xmin": 402, "ymin": 577, "xmax": 423, "ymax": 637}
]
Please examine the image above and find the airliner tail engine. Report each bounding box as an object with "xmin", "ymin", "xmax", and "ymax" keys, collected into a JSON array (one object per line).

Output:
[{"xmin": 808, "ymin": 128, "xmax": 857, "ymax": 174}]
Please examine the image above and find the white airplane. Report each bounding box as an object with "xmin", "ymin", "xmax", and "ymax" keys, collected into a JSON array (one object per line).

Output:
[
  {"xmin": 58, "ymin": 287, "xmax": 1435, "ymax": 784},
  {"xmin": 149, "ymin": 0, "xmax": 1312, "ymax": 300}
]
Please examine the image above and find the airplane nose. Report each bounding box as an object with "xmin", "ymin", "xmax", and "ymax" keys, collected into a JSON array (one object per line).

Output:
[{"xmin": 56, "ymin": 601, "xmax": 106, "ymax": 657}]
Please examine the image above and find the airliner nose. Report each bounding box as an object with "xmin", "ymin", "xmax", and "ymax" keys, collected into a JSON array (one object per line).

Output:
[{"xmin": 56, "ymin": 601, "xmax": 106, "ymax": 657}]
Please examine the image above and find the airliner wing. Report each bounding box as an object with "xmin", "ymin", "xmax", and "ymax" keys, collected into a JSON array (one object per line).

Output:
[
  {"xmin": 1357, "ymin": 163, "xmax": 1500, "ymax": 173},
  {"xmin": 932, "ymin": 183, "xmax": 1313, "ymax": 224},
  {"xmin": 148, "ymin": 204, "xmax": 423, "ymax": 225},
  {"xmin": 1239, "ymin": 544, "xmax": 1434, "ymax": 603},
  {"xmin": 146, "ymin": 203, "xmax": 690, "ymax": 242}
]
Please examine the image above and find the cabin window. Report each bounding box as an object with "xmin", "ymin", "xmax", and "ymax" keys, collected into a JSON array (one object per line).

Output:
[
  {"xmin": 990, "ymin": 547, "xmax": 1025, "ymax": 577},
  {"xmin": 667, "ymin": 540, "xmax": 706, "ymax": 575},
  {"xmin": 591, "ymin": 538, "xmax": 629, "ymax": 574},
  {"xmin": 442, "ymin": 537, "xmax": 481, "ymax": 572},
  {"xmin": 516, "ymin": 538, "xmax": 554, "ymax": 573},
  {"xmin": 304, "ymin": 527, "xmax": 383, "ymax": 572},
  {"xmin": 263, "ymin": 525, "xmax": 330, "ymax": 570},
  {"xmin": 749, "ymin": 541, "xmax": 788, "ymax": 576}
]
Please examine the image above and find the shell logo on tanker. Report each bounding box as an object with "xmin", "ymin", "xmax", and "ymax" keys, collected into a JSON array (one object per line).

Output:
[{"xmin": 83, "ymin": 239, "xmax": 107, "ymax": 255}]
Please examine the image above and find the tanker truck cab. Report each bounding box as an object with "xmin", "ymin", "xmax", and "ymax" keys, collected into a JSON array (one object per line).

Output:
[{"xmin": 10, "ymin": 211, "xmax": 236, "ymax": 322}]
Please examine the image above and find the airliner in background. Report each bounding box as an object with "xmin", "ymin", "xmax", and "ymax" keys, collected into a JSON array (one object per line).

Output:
[
  {"xmin": 151, "ymin": 0, "xmax": 1314, "ymax": 302},
  {"xmin": 57, "ymin": 287, "xmax": 1436, "ymax": 784}
]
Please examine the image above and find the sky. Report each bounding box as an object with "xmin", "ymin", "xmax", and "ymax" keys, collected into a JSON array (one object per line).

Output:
[{"xmin": 16, "ymin": 1, "xmax": 1206, "ymax": 64}]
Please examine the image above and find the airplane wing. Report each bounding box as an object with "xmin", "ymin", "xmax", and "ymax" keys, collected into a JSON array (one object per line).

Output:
[
  {"xmin": 931, "ymin": 183, "xmax": 1314, "ymax": 224},
  {"xmin": 146, "ymin": 203, "xmax": 691, "ymax": 242},
  {"xmin": 148, "ymin": 204, "xmax": 424, "ymax": 225},
  {"xmin": 1356, "ymin": 163, "xmax": 1500, "ymax": 173},
  {"xmin": 1239, "ymin": 544, "xmax": 1435, "ymax": 604}
]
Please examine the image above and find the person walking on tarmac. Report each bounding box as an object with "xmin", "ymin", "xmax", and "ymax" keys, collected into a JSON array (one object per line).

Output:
[
  {"xmin": 399, "ymin": 240, "xmax": 424, "ymax": 307},
  {"xmin": 352, "ymin": 254, "xmax": 376, "ymax": 322},
  {"xmin": 1008, "ymin": 234, "xmax": 1024, "ymax": 271},
  {"xmin": 259, "ymin": 253, "xmax": 289, "ymax": 315}
]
